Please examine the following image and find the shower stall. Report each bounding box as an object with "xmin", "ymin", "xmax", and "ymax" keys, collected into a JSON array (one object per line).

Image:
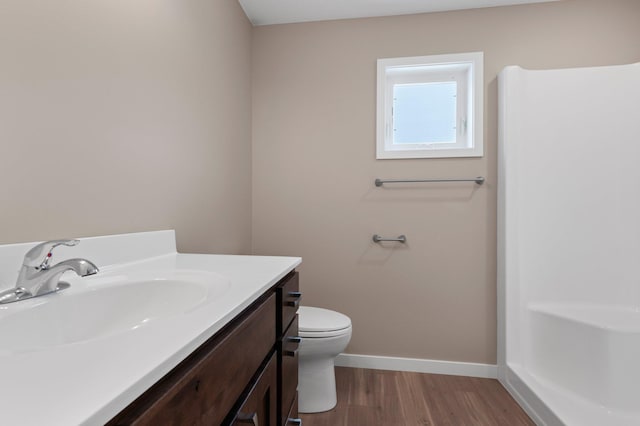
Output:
[{"xmin": 498, "ymin": 62, "xmax": 640, "ymax": 425}]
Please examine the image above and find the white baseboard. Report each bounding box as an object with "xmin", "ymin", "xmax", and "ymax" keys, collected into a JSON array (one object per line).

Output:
[{"xmin": 335, "ymin": 353, "xmax": 498, "ymax": 379}]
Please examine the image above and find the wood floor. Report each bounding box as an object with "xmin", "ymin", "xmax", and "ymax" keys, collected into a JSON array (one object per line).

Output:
[{"xmin": 299, "ymin": 367, "xmax": 534, "ymax": 426}]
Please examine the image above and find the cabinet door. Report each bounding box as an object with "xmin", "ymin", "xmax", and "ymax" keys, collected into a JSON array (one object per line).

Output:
[{"xmin": 233, "ymin": 353, "xmax": 278, "ymax": 426}]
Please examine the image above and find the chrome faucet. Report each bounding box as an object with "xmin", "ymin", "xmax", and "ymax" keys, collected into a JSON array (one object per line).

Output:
[{"xmin": 0, "ymin": 239, "xmax": 99, "ymax": 304}]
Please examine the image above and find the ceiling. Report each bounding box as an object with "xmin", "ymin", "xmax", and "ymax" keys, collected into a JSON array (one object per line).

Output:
[{"xmin": 238, "ymin": 0, "xmax": 560, "ymax": 26}]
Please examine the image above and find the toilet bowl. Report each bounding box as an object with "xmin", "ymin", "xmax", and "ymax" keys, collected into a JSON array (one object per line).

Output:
[{"xmin": 298, "ymin": 306, "xmax": 352, "ymax": 413}]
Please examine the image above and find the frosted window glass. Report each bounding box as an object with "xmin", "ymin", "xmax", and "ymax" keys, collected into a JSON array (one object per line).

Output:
[{"xmin": 393, "ymin": 82, "xmax": 457, "ymax": 144}]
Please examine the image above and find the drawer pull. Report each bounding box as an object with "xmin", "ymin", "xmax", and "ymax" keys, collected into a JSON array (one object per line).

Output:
[
  {"xmin": 237, "ymin": 412, "xmax": 259, "ymax": 425},
  {"xmin": 285, "ymin": 336, "xmax": 302, "ymax": 356},
  {"xmin": 288, "ymin": 291, "xmax": 302, "ymax": 298},
  {"xmin": 287, "ymin": 336, "xmax": 303, "ymax": 344},
  {"xmin": 287, "ymin": 419, "xmax": 302, "ymax": 425},
  {"xmin": 284, "ymin": 348, "xmax": 298, "ymax": 357},
  {"xmin": 286, "ymin": 299, "xmax": 300, "ymax": 308}
]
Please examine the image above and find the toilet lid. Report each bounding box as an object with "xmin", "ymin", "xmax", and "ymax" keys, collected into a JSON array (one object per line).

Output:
[{"xmin": 298, "ymin": 306, "xmax": 351, "ymax": 337}]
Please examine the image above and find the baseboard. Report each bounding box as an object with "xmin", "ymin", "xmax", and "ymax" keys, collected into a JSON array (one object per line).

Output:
[{"xmin": 335, "ymin": 353, "xmax": 498, "ymax": 379}]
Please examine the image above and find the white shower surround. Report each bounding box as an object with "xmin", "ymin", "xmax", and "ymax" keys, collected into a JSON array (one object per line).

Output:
[{"xmin": 498, "ymin": 62, "xmax": 640, "ymax": 425}]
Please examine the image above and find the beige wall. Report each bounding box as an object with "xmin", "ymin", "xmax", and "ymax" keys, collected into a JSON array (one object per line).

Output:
[
  {"xmin": 252, "ymin": 0, "xmax": 640, "ymax": 364},
  {"xmin": 0, "ymin": 0, "xmax": 253, "ymax": 254},
  {"xmin": 2, "ymin": 0, "xmax": 639, "ymax": 365}
]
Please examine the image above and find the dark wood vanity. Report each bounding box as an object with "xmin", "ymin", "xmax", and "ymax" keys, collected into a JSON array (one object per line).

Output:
[{"xmin": 108, "ymin": 271, "xmax": 301, "ymax": 426}]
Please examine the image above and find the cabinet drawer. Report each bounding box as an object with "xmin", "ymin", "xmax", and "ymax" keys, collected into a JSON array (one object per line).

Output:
[
  {"xmin": 280, "ymin": 316, "xmax": 299, "ymax": 424},
  {"xmin": 277, "ymin": 272, "xmax": 300, "ymax": 335},
  {"xmin": 110, "ymin": 294, "xmax": 276, "ymax": 426}
]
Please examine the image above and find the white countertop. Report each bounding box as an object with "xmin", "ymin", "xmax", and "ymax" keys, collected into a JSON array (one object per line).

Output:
[{"xmin": 0, "ymin": 231, "xmax": 301, "ymax": 425}]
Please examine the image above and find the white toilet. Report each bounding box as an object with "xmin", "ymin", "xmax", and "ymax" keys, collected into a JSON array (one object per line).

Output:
[{"xmin": 297, "ymin": 306, "xmax": 352, "ymax": 413}]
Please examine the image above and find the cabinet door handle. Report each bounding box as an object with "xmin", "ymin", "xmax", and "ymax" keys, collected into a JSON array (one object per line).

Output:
[
  {"xmin": 287, "ymin": 336, "xmax": 303, "ymax": 344},
  {"xmin": 288, "ymin": 291, "xmax": 302, "ymax": 298},
  {"xmin": 287, "ymin": 419, "xmax": 302, "ymax": 425},
  {"xmin": 236, "ymin": 412, "xmax": 259, "ymax": 426}
]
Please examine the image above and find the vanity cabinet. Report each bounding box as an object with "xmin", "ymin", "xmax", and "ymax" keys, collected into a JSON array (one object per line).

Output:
[{"xmin": 108, "ymin": 271, "xmax": 301, "ymax": 426}]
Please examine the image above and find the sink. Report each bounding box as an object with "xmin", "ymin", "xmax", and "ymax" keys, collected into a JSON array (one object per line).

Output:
[{"xmin": 0, "ymin": 270, "xmax": 229, "ymax": 353}]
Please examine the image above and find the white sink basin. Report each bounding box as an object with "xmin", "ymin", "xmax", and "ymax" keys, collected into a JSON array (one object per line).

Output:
[{"xmin": 0, "ymin": 270, "xmax": 229, "ymax": 353}]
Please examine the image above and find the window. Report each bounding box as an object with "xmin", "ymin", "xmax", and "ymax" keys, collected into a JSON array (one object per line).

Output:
[{"xmin": 376, "ymin": 52, "xmax": 483, "ymax": 159}]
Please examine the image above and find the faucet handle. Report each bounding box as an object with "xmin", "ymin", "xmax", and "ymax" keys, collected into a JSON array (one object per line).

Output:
[{"xmin": 23, "ymin": 239, "xmax": 80, "ymax": 269}]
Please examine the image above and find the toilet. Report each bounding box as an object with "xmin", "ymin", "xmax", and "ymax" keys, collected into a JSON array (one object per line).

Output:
[{"xmin": 297, "ymin": 306, "xmax": 352, "ymax": 413}]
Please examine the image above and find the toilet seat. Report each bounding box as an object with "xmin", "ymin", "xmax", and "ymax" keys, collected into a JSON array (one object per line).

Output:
[{"xmin": 298, "ymin": 306, "xmax": 352, "ymax": 338}]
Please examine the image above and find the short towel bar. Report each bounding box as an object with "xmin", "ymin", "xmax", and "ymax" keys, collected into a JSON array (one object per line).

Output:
[
  {"xmin": 374, "ymin": 177, "xmax": 485, "ymax": 187},
  {"xmin": 372, "ymin": 235, "xmax": 407, "ymax": 243}
]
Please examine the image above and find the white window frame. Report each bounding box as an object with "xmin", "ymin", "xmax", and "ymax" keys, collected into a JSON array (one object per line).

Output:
[{"xmin": 376, "ymin": 52, "xmax": 483, "ymax": 159}]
